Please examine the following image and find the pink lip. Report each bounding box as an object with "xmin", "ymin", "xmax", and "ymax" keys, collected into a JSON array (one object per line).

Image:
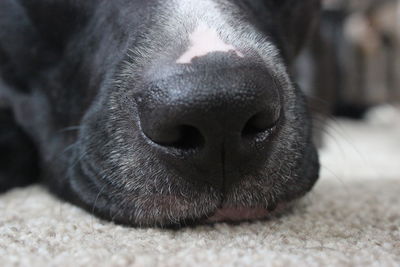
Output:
[{"xmin": 205, "ymin": 207, "xmax": 271, "ymax": 223}]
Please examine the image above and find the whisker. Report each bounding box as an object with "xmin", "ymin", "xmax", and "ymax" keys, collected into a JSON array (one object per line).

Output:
[
  {"xmin": 326, "ymin": 119, "xmax": 371, "ymax": 164},
  {"xmin": 58, "ymin": 125, "xmax": 83, "ymax": 133},
  {"xmin": 319, "ymin": 164, "xmax": 351, "ymax": 195},
  {"xmin": 62, "ymin": 142, "xmax": 79, "ymax": 155},
  {"xmin": 60, "ymin": 148, "xmax": 89, "ymax": 186},
  {"xmin": 90, "ymin": 184, "xmax": 107, "ymax": 233}
]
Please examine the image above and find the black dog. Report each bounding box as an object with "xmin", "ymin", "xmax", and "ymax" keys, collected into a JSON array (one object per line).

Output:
[{"xmin": 0, "ymin": 0, "xmax": 320, "ymax": 227}]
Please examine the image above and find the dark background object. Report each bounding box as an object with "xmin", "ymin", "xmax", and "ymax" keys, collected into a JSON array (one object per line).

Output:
[
  {"xmin": 0, "ymin": 108, "xmax": 40, "ymax": 193},
  {"xmin": 298, "ymin": 0, "xmax": 400, "ymax": 119}
]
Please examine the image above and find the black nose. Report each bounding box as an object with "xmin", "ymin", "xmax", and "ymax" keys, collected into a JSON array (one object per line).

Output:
[{"xmin": 137, "ymin": 67, "xmax": 281, "ymax": 189}]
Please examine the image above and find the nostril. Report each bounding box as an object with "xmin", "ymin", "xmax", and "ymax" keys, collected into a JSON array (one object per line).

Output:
[
  {"xmin": 172, "ymin": 125, "xmax": 205, "ymax": 150},
  {"xmin": 242, "ymin": 110, "xmax": 279, "ymax": 138},
  {"xmin": 155, "ymin": 125, "xmax": 205, "ymax": 151}
]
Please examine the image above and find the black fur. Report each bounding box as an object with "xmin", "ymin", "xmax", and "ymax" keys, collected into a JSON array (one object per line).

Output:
[{"xmin": 0, "ymin": 0, "xmax": 320, "ymax": 227}]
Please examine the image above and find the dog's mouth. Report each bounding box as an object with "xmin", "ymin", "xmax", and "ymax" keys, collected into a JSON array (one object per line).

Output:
[
  {"xmin": 203, "ymin": 203, "xmax": 286, "ymax": 223},
  {"xmin": 205, "ymin": 207, "xmax": 270, "ymax": 222}
]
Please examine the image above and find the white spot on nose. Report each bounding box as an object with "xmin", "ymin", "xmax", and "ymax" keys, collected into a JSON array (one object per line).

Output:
[{"xmin": 176, "ymin": 23, "xmax": 244, "ymax": 64}]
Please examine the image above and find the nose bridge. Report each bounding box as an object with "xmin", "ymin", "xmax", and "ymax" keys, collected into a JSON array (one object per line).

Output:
[{"xmin": 145, "ymin": 64, "xmax": 276, "ymax": 121}]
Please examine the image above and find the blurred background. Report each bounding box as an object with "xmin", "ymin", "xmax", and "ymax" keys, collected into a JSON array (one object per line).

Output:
[
  {"xmin": 295, "ymin": 0, "xmax": 400, "ymax": 180},
  {"xmin": 297, "ymin": 0, "xmax": 400, "ymax": 119}
]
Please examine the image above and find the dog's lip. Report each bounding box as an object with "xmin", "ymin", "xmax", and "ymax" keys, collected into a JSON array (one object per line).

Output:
[
  {"xmin": 202, "ymin": 203, "xmax": 287, "ymax": 223},
  {"xmin": 204, "ymin": 207, "xmax": 271, "ymax": 223}
]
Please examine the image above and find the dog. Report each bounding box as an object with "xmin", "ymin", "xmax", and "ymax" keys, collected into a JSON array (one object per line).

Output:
[{"xmin": 0, "ymin": 0, "xmax": 321, "ymax": 227}]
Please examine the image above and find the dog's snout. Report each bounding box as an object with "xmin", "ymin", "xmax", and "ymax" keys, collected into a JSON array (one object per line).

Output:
[{"xmin": 137, "ymin": 67, "xmax": 281, "ymax": 189}]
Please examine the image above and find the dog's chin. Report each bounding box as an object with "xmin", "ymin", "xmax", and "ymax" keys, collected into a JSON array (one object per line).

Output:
[
  {"xmin": 69, "ymin": 161, "xmax": 309, "ymax": 228},
  {"xmin": 204, "ymin": 207, "xmax": 271, "ymax": 223},
  {"xmin": 191, "ymin": 202, "xmax": 290, "ymax": 226},
  {"xmin": 67, "ymin": 151, "xmax": 319, "ymax": 228}
]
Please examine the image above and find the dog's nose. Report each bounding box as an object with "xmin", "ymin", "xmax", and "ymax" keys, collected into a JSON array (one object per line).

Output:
[{"xmin": 137, "ymin": 67, "xmax": 281, "ymax": 189}]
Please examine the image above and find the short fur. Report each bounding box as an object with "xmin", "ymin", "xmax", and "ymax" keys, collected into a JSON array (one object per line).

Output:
[{"xmin": 0, "ymin": 0, "xmax": 320, "ymax": 227}]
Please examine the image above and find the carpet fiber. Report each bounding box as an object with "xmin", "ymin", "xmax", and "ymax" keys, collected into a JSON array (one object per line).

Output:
[{"xmin": 1, "ymin": 106, "xmax": 399, "ymax": 267}]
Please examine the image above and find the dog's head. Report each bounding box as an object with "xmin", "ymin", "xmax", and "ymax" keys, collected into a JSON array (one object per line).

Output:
[{"xmin": 3, "ymin": 0, "xmax": 320, "ymax": 227}]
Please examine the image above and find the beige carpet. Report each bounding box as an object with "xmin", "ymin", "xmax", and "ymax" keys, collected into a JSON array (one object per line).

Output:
[{"xmin": 1, "ymin": 106, "xmax": 399, "ymax": 267}]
